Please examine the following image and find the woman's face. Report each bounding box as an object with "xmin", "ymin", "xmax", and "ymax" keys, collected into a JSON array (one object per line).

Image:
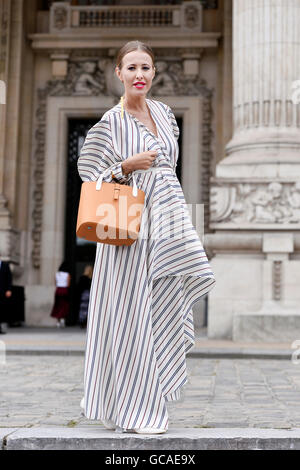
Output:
[{"xmin": 116, "ymin": 50, "xmax": 155, "ymax": 98}]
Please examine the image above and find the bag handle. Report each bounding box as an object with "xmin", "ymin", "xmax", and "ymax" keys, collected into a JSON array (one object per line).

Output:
[{"xmin": 96, "ymin": 167, "xmax": 138, "ymax": 197}]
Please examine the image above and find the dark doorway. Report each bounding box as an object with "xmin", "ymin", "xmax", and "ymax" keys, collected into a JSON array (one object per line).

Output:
[{"xmin": 65, "ymin": 118, "xmax": 98, "ymax": 325}]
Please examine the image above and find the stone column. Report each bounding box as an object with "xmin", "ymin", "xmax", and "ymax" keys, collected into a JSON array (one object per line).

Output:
[
  {"xmin": 222, "ymin": 0, "xmax": 300, "ymax": 173},
  {"xmin": 207, "ymin": 0, "xmax": 300, "ymax": 341}
]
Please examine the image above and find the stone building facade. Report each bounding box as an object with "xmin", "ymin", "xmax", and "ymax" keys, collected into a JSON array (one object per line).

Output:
[{"xmin": 0, "ymin": 0, "xmax": 299, "ymax": 340}]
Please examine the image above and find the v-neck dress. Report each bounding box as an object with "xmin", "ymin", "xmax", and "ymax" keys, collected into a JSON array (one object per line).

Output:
[{"xmin": 77, "ymin": 98, "xmax": 216, "ymax": 431}]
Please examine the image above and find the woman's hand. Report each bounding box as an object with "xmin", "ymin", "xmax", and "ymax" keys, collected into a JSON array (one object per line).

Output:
[{"xmin": 121, "ymin": 150, "xmax": 158, "ymax": 175}]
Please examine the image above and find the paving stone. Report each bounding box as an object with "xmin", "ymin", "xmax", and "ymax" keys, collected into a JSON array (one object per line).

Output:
[{"xmin": 1, "ymin": 347, "xmax": 300, "ymax": 433}]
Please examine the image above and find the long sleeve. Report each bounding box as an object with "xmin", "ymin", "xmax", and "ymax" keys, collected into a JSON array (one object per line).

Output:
[
  {"xmin": 167, "ymin": 105, "xmax": 180, "ymax": 141},
  {"xmin": 77, "ymin": 113, "xmax": 129, "ymax": 184}
]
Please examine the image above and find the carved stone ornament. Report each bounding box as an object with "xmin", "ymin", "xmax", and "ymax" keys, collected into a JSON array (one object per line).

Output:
[
  {"xmin": 53, "ymin": 6, "xmax": 68, "ymax": 31},
  {"xmin": 184, "ymin": 4, "xmax": 200, "ymax": 29},
  {"xmin": 9, "ymin": 228, "xmax": 21, "ymax": 265},
  {"xmin": 273, "ymin": 260, "xmax": 282, "ymax": 301},
  {"xmin": 32, "ymin": 56, "xmax": 213, "ymax": 268},
  {"xmin": 48, "ymin": 61, "xmax": 105, "ymax": 96},
  {"xmin": 210, "ymin": 181, "xmax": 300, "ymax": 229}
]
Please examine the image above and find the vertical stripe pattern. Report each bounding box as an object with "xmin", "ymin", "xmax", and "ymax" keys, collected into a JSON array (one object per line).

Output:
[{"xmin": 77, "ymin": 98, "xmax": 216, "ymax": 430}]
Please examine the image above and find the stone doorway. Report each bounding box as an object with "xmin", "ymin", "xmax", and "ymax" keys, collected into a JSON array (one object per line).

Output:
[{"xmin": 65, "ymin": 118, "xmax": 98, "ymax": 325}]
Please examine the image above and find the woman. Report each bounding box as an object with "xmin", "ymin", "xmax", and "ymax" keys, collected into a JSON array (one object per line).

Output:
[
  {"xmin": 77, "ymin": 41, "xmax": 216, "ymax": 434},
  {"xmin": 50, "ymin": 261, "xmax": 71, "ymax": 328}
]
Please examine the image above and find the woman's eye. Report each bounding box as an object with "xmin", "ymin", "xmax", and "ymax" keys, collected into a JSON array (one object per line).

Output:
[{"xmin": 128, "ymin": 67, "xmax": 149, "ymax": 70}]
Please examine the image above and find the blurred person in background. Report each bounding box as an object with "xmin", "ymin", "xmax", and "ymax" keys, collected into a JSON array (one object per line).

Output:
[{"xmin": 50, "ymin": 261, "xmax": 71, "ymax": 328}]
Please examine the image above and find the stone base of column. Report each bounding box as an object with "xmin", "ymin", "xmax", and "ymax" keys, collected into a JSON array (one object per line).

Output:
[
  {"xmin": 233, "ymin": 311, "xmax": 300, "ymax": 343},
  {"xmin": 206, "ymin": 231, "xmax": 300, "ymax": 341},
  {"xmin": 224, "ymin": 128, "xmax": 300, "ymax": 170}
]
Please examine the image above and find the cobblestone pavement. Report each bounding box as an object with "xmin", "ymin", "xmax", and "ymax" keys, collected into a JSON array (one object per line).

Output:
[{"xmin": 1, "ymin": 355, "xmax": 300, "ymax": 429}]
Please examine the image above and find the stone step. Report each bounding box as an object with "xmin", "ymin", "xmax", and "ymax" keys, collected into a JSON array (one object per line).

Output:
[
  {"xmin": 2, "ymin": 345, "xmax": 294, "ymax": 359},
  {"xmin": 2, "ymin": 427, "xmax": 300, "ymax": 450},
  {"xmin": 0, "ymin": 326, "xmax": 295, "ymax": 359}
]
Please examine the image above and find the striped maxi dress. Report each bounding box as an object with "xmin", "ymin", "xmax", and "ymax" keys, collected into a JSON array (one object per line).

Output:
[{"xmin": 77, "ymin": 97, "xmax": 216, "ymax": 431}]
